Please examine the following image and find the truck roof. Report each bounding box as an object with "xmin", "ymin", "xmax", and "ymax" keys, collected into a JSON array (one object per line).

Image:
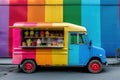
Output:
[{"xmin": 10, "ymin": 22, "xmax": 86, "ymax": 32}]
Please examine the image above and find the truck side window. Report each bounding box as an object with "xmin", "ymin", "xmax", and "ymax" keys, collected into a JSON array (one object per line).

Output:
[
  {"xmin": 70, "ymin": 33, "xmax": 77, "ymax": 44},
  {"xmin": 78, "ymin": 34, "xmax": 85, "ymax": 44},
  {"xmin": 78, "ymin": 34, "xmax": 83, "ymax": 44}
]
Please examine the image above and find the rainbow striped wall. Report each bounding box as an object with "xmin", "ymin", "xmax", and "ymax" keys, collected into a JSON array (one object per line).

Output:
[{"xmin": 0, "ymin": 0, "xmax": 120, "ymax": 57}]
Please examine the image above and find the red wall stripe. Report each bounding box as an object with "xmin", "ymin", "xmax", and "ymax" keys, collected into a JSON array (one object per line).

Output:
[{"xmin": 9, "ymin": 0, "xmax": 27, "ymax": 57}]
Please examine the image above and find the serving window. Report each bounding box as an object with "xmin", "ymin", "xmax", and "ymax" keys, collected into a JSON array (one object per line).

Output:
[{"xmin": 21, "ymin": 28, "xmax": 64, "ymax": 48}]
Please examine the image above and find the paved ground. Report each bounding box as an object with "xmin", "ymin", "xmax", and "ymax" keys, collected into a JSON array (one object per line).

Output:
[
  {"xmin": 0, "ymin": 65, "xmax": 120, "ymax": 80},
  {"xmin": 0, "ymin": 58, "xmax": 120, "ymax": 80}
]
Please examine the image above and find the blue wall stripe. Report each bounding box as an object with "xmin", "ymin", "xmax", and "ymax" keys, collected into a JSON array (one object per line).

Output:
[
  {"xmin": 101, "ymin": 5, "xmax": 120, "ymax": 57},
  {"xmin": 81, "ymin": 0, "xmax": 100, "ymax": 5},
  {"xmin": 81, "ymin": 0, "xmax": 101, "ymax": 47},
  {"xmin": 100, "ymin": 0, "xmax": 119, "ymax": 5}
]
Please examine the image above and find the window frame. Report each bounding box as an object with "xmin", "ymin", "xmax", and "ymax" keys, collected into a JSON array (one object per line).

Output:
[
  {"xmin": 70, "ymin": 32, "xmax": 86, "ymax": 45},
  {"xmin": 20, "ymin": 28, "xmax": 65, "ymax": 48}
]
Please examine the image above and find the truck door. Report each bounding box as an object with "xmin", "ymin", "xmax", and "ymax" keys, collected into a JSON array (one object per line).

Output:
[{"xmin": 68, "ymin": 32, "xmax": 90, "ymax": 66}]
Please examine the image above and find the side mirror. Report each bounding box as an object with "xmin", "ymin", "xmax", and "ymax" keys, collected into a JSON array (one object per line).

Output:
[{"xmin": 89, "ymin": 40, "xmax": 92, "ymax": 46}]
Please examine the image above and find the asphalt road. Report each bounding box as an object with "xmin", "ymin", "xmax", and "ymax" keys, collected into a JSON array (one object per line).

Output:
[{"xmin": 0, "ymin": 65, "xmax": 120, "ymax": 80}]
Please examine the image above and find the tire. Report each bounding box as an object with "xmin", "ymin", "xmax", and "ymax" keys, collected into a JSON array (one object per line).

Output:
[
  {"xmin": 22, "ymin": 60, "xmax": 36, "ymax": 73},
  {"xmin": 88, "ymin": 60, "xmax": 102, "ymax": 73}
]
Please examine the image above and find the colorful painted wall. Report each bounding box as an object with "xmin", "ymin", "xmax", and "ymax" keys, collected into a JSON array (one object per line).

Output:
[{"xmin": 0, "ymin": 0, "xmax": 120, "ymax": 57}]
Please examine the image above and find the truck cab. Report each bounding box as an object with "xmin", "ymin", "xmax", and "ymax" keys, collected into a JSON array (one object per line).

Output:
[
  {"xmin": 10, "ymin": 22, "xmax": 107, "ymax": 73},
  {"xmin": 68, "ymin": 32, "xmax": 107, "ymax": 73}
]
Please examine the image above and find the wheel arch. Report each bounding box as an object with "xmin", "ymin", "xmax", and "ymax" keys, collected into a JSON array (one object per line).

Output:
[
  {"xmin": 21, "ymin": 59, "xmax": 37, "ymax": 65},
  {"xmin": 87, "ymin": 57, "xmax": 102, "ymax": 66}
]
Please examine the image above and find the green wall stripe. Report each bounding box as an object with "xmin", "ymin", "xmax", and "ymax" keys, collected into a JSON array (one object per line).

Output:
[
  {"xmin": 64, "ymin": 0, "xmax": 81, "ymax": 4},
  {"xmin": 63, "ymin": 0, "xmax": 81, "ymax": 25}
]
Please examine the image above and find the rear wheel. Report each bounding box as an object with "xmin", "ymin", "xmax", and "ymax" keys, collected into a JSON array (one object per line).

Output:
[
  {"xmin": 22, "ymin": 60, "xmax": 36, "ymax": 73},
  {"xmin": 88, "ymin": 60, "xmax": 102, "ymax": 73}
]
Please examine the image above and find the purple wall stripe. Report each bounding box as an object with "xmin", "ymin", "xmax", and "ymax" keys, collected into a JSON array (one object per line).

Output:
[{"xmin": 0, "ymin": 0, "xmax": 9, "ymax": 57}]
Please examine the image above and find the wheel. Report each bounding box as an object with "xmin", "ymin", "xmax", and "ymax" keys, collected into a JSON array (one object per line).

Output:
[
  {"xmin": 88, "ymin": 60, "xmax": 102, "ymax": 73},
  {"xmin": 22, "ymin": 60, "xmax": 36, "ymax": 73}
]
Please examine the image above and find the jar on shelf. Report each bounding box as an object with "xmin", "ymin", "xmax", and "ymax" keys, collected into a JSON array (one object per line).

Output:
[
  {"xmin": 45, "ymin": 31, "xmax": 49, "ymax": 37},
  {"xmin": 47, "ymin": 43, "xmax": 51, "ymax": 47},
  {"xmin": 30, "ymin": 30, "xmax": 34, "ymax": 37},
  {"xmin": 40, "ymin": 31, "xmax": 44, "ymax": 37},
  {"xmin": 50, "ymin": 32, "xmax": 53, "ymax": 38},
  {"xmin": 32, "ymin": 39, "xmax": 36, "ymax": 46},
  {"xmin": 47, "ymin": 38, "xmax": 51, "ymax": 47},
  {"xmin": 57, "ymin": 38, "xmax": 64, "ymax": 46},
  {"xmin": 35, "ymin": 31, "xmax": 39, "ymax": 38},
  {"xmin": 36, "ymin": 39, "xmax": 41, "ymax": 46},
  {"xmin": 60, "ymin": 33, "xmax": 63, "ymax": 37},
  {"xmin": 22, "ymin": 42, "xmax": 26, "ymax": 46},
  {"xmin": 56, "ymin": 33, "xmax": 59, "ymax": 38},
  {"xmin": 26, "ymin": 39, "xmax": 32, "ymax": 46},
  {"xmin": 24, "ymin": 31, "xmax": 29, "ymax": 37},
  {"xmin": 52, "ymin": 40, "xmax": 57, "ymax": 46}
]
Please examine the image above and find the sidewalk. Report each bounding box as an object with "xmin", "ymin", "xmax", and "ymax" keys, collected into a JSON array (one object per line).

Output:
[
  {"xmin": 107, "ymin": 58, "xmax": 120, "ymax": 65},
  {"xmin": 0, "ymin": 58, "xmax": 12, "ymax": 65},
  {"xmin": 0, "ymin": 58, "xmax": 120, "ymax": 65}
]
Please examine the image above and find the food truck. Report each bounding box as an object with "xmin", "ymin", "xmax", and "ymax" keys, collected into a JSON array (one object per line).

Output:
[{"xmin": 10, "ymin": 22, "xmax": 107, "ymax": 73}]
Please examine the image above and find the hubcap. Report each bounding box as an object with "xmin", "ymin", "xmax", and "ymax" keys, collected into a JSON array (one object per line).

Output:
[
  {"xmin": 24, "ymin": 62, "xmax": 33, "ymax": 72},
  {"xmin": 90, "ymin": 62, "xmax": 100, "ymax": 72}
]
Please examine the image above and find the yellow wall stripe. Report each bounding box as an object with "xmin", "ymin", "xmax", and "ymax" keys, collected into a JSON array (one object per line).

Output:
[
  {"xmin": 45, "ymin": 0, "xmax": 63, "ymax": 22},
  {"xmin": 45, "ymin": 0, "xmax": 67, "ymax": 65},
  {"xmin": 45, "ymin": 0, "xmax": 63, "ymax": 4}
]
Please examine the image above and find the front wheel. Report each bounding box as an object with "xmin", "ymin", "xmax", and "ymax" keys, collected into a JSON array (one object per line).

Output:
[
  {"xmin": 88, "ymin": 60, "xmax": 102, "ymax": 73},
  {"xmin": 22, "ymin": 60, "xmax": 36, "ymax": 73}
]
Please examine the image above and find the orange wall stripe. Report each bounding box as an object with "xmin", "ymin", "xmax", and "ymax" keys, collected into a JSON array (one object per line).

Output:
[
  {"xmin": 36, "ymin": 22, "xmax": 52, "ymax": 65},
  {"xmin": 28, "ymin": 0, "xmax": 46, "ymax": 65},
  {"xmin": 36, "ymin": 49, "xmax": 52, "ymax": 65},
  {"xmin": 28, "ymin": 0, "xmax": 45, "ymax": 22},
  {"xmin": 35, "ymin": 21, "xmax": 53, "ymax": 65}
]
